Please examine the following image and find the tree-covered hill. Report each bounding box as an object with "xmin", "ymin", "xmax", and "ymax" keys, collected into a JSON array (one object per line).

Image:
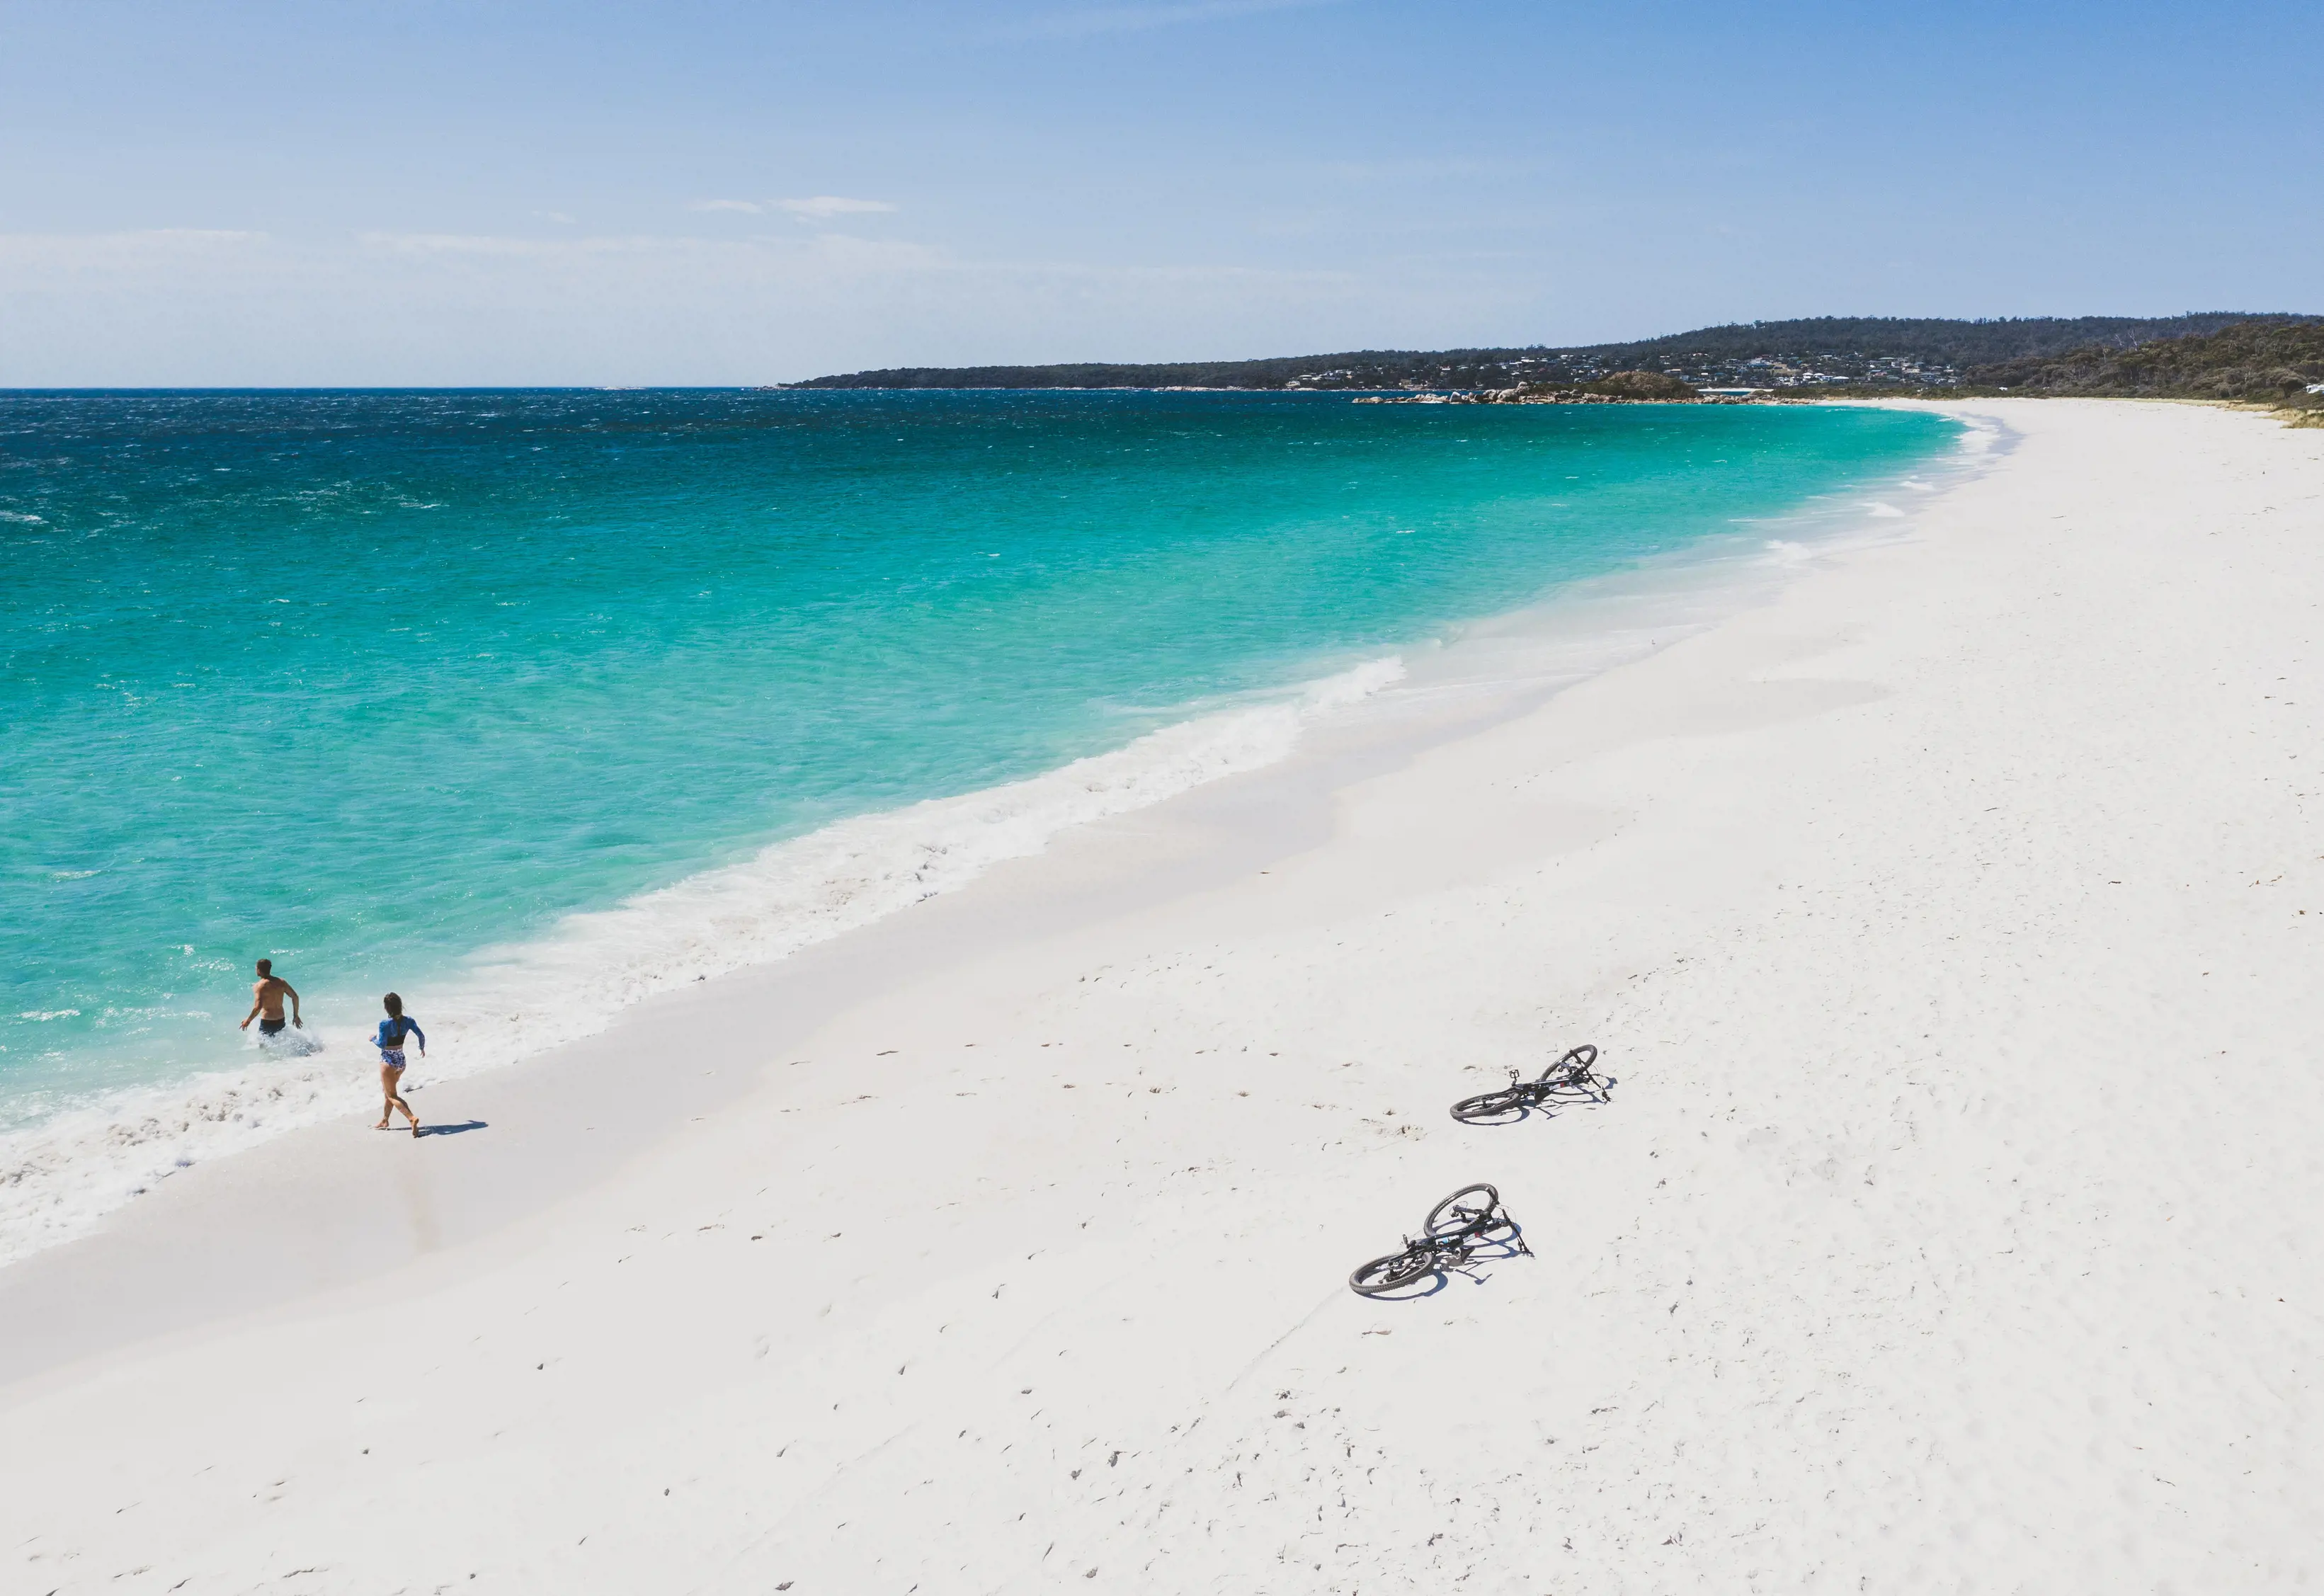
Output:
[
  {"xmin": 785, "ymin": 314, "xmax": 2314, "ymax": 392},
  {"xmin": 1966, "ymin": 319, "xmax": 2324, "ymax": 409}
]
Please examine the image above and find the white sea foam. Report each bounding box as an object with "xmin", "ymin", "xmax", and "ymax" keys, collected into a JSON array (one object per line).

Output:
[
  {"xmin": 1954, "ymin": 416, "xmax": 2002, "ymax": 455},
  {"xmin": 0, "ymin": 656, "xmax": 1406, "ymax": 1267}
]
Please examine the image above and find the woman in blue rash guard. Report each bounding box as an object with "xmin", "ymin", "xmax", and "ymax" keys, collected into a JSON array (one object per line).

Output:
[{"xmin": 374, "ymin": 992, "xmax": 425, "ymax": 1136}]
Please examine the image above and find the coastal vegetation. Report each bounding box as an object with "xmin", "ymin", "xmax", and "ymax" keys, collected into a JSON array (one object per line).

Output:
[
  {"xmin": 785, "ymin": 314, "xmax": 2313, "ymax": 394},
  {"xmin": 1963, "ymin": 319, "xmax": 2324, "ymax": 421}
]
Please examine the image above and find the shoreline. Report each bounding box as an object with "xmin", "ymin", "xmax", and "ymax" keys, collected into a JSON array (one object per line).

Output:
[
  {"xmin": 0, "ymin": 415, "xmax": 1973, "ymax": 1381},
  {"xmin": 0, "ymin": 412, "xmax": 1968, "ymax": 1272},
  {"xmin": 13, "ymin": 397, "xmax": 2318, "ymax": 1592}
]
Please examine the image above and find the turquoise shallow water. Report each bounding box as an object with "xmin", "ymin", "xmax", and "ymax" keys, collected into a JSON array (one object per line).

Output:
[{"xmin": 0, "ymin": 390, "xmax": 1954, "ymax": 1137}]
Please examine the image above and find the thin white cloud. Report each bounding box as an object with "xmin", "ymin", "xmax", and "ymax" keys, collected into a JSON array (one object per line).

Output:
[
  {"xmin": 346, "ymin": 230, "xmax": 948, "ymax": 273},
  {"xmin": 141, "ymin": 228, "xmax": 267, "ymax": 243},
  {"xmin": 685, "ymin": 198, "xmax": 896, "ymax": 222},
  {"xmin": 358, "ymin": 232, "xmax": 714, "ymax": 258},
  {"xmin": 1013, "ymin": 0, "xmax": 1343, "ymax": 39},
  {"xmin": 0, "ymin": 228, "xmax": 268, "ymax": 268},
  {"xmin": 534, "ymin": 210, "xmax": 578, "ymax": 224},
  {"xmin": 1313, "ymin": 156, "xmax": 1510, "ymax": 183},
  {"xmin": 777, "ymin": 196, "xmax": 898, "ymax": 220}
]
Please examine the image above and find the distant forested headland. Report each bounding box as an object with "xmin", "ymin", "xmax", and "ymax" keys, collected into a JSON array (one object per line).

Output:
[
  {"xmin": 786, "ymin": 314, "xmax": 2323, "ymax": 416},
  {"xmin": 1959, "ymin": 319, "xmax": 2324, "ymax": 415}
]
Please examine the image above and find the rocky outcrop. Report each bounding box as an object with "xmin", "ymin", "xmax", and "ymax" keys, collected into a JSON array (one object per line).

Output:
[{"xmin": 1580, "ymin": 370, "xmax": 1700, "ymax": 400}]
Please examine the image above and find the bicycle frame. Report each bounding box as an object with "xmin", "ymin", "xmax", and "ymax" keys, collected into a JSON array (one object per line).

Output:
[
  {"xmin": 1352, "ymin": 1189, "xmax": 1530, "ymax": 1295},
  {"xmin": 1449, "ymin": 1046, "xmax": 1607, "ymax": 1125}
]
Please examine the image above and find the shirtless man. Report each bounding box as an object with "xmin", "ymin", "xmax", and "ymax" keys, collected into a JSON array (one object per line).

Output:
[{"xmin": 239, "ymin": 958, "xmax": 302, "ymax": 1039}]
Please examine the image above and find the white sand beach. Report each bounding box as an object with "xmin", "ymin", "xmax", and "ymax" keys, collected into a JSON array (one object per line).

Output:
[{"xmin": 6, "ymin": 398, "xmax": 2322, "ymax": 1593}]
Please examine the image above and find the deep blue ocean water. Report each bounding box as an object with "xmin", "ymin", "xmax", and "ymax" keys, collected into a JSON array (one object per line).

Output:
[{"xmin": 1, "ymin": 389, "xmax": 1954, "ymax": 1147}]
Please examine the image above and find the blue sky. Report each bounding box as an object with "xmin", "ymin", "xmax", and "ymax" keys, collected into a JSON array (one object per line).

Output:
[{"xmin": 3, "ymin": 0, "xmax": 2318, "ymax": 384}]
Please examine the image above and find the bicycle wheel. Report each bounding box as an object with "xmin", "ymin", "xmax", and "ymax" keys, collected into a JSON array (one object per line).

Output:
[
  {"xmin": 1539, "ymin": 1044, "xmax": 1598, "ymax": 1084},
  {"xmin": 1349, "ymin": 1248, "xmax": 1436, "ymax": 1296},
  {"xmin": 1425, "ymin": 1182, "xmax": 1501, "ymax": 1238},
  {"xmin": 1449, "ymin": 1088, "xmax": 1530, "ymax": 1125}
]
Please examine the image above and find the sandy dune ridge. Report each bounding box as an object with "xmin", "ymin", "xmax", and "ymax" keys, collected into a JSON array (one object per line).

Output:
[{"xmin": 5, "ymin": 399, "xmax": 2320, "ymax": 1592}]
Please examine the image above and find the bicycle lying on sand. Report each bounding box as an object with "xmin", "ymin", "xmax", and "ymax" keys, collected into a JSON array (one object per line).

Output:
[
  {"xmin": 1348, "ymin": 1182, "xmax": 1530, "ymax": 1296},
  {"xmin": 1448, "ymin": 1044, "xmax": 1609, "ymax": 1125}
]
